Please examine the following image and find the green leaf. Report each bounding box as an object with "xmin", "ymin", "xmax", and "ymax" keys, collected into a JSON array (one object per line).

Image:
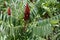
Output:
[{"xmin": 50, "ymin": 20, "xmax": 59, "ymax": 24}]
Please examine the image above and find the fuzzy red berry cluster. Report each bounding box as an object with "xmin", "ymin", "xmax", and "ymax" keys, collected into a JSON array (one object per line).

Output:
[
  {"xmin": 24, "ymin": 3, "xmax": 30, "ymax": 21},
  {"xmin": 7, "ymin": 7, "xmax": 11, "ymax": 15},
  {"xmin": 7, "ymin": 3, "xmax": 30, "ymax": 22}
]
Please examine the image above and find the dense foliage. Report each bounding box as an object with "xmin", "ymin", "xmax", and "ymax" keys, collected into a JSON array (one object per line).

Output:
[{"xmin": 0, "ymin": 0, "xmax": 60, "ymax": 40}]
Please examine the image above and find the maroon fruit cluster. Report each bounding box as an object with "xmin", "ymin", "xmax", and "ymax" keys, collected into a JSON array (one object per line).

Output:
[
  {"xmin": 24, "ymin": 3, "xmax": 30, "ymax": 21},
  {"xmin": 7, "ymin": 7, "xmax": 11, "ymax": 15}
]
